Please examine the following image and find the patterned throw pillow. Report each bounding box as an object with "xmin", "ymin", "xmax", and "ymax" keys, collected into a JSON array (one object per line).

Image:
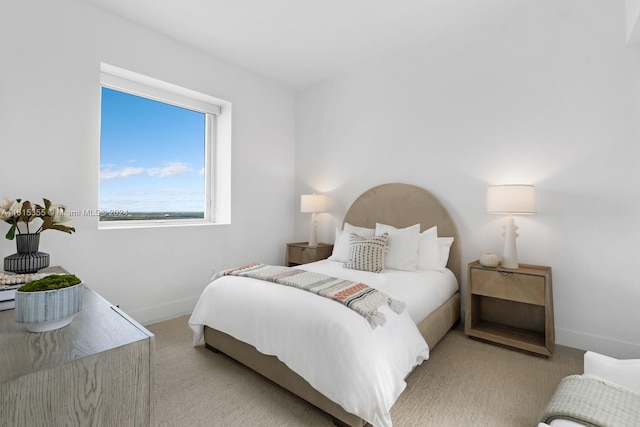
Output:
[{"xmin": 344, "ymin": 232, "xmax": 388, "ymax": 273}]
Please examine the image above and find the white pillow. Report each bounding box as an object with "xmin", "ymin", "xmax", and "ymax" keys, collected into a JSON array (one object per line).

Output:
[
  {"xmin": 417, "ymin": 227, "xmax": 455, "ymax": 272},
  {"xmin": 584, "ymin": 351, "xmax": 640, "ymax": 394},
  {"xmin": 417, "ymin": 226, "xmax": 442, "ymax": 271},
  {"xmin": 375, "ymin": 223, "xmax": 420, "ymax": 271},
  {"xmin": 328, "ymin": 223, "xmax": 375, "ymax": 262},
  {"xmin": 438, "ymin": 237, "xmax": 454, "ymax": 268},
  {"xmin": 328, "ymin": 227, "xmax": 346, "ymax": 261}
]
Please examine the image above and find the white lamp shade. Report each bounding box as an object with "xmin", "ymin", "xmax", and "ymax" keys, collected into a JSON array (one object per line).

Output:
[
  {"xmin": 487, "ymin": 185, "xmax": 536, "ymax": 214},
  {"xmin": 300, "ymin": 194, "xmax": 327, "ymax": 213}
]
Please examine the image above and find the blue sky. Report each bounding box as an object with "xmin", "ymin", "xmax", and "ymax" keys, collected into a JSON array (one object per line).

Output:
[{"xmin": 100, "ymin": 87, "xmax": 205, "ymax": 213}]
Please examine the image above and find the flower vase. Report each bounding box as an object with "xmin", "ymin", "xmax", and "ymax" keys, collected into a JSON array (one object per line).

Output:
[{"xmin": 4, "ymin": 233, "xmax": 50, "ymax": 274}]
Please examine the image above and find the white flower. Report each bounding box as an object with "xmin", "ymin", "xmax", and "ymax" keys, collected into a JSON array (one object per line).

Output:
[
  {"xmin": 0, "ymin": 198, "xmax": 15, "ymax": 221},
  {"xmin": 9, "ymin": 200, "xmax": 23, "ymax": 218},
  {"xmin": 0, "ymin": 198, "xmax": 13, "ymax": 210},
  {"xmin": 48, "ymin": 203, "xmax": 72, "ymax": 226},
  {"xmin": 1, "ymin": 196, "xmax": 75, "ymax": 239}
]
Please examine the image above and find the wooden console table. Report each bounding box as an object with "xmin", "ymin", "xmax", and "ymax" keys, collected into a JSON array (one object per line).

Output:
[{"xmin": 0, "ymin": 285, "xmax": 154, "ymax": 426}]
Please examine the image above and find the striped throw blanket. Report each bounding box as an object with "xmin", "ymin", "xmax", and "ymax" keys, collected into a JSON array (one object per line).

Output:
[
  {"xmin": 540, "ymin": 375, "xmax": 640, "ymax": 427},
  {"xmin": 221, "ymin": 263, "xmax": 405, "ymax": 328}
]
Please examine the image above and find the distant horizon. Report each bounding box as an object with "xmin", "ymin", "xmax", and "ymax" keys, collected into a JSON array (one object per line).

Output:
[
  {"xmin": 99, "ymin": 211, "xmax": 204, "ymax": 221},
  {"xmin": 104, "ymin": 211, "xmax": 205, "ymax": 213},
  {"xmin": 100, "ymin": 211, "xmax": 205, "ymax": 214}
]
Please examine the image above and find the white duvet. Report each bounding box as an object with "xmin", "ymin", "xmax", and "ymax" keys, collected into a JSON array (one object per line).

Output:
[{"xmin": 189, "ymin": 261, "xmax": 455, "ymax": 427}]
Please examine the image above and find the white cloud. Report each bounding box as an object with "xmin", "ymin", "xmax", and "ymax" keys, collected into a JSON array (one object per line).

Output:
[
  {"xmin": 100, "ymin": 166, "xmax": 145, "ymax": 181},
  {"xmin": 101, "ymin": 161, "xmax": 195, "ymax": 181},
  {"xmin": 147, "ymin": 162, "xmax": 193, "ymax": 178},
  {"xmin": 109, "ymin": 188, "xmax": 202, "ymax": 197}
]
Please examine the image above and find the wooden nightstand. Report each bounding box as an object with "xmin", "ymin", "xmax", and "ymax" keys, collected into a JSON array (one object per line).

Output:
[
  {"xmin": 465, "ymin": 261, "xmax": 554, "ymax": 357},
  {"xmin": 286, "ymin": 242, "xmax": 333, "ymax": 266}
]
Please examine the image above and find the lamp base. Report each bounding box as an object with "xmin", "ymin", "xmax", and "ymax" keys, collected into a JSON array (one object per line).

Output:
[
  {"xmin": 501, "ymin": 215, "xmax": 519, "ymax": 269},
  {"xmin": 308, "ymin": 212, "xmax": 318, "ymax": 247}
]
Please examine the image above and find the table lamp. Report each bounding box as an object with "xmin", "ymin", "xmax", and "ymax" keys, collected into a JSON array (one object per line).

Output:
[
  {"xmin": 300, "ymin": 194, "xmax": 327, "ymax": 247},
  {"xmin": 486, "ymin": 185, "xmax": 536, "ymax": 269}
]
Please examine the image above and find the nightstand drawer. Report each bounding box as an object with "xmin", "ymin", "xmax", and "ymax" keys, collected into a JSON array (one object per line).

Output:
[{"xmin": 470, "ymin": 268, "xmax": 545, "ymax": 306}]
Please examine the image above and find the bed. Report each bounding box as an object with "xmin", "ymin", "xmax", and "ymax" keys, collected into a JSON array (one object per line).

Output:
[{"xmin": 189, "ymin": 183, "xmax": 461, "ymax": 427}]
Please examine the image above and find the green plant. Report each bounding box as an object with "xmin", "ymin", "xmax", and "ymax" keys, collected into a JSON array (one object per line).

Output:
[
  {"xmin": 18, "ymin": 274, "xmax": 82, "ymax": 292},
  {"xmin": 0, "ymin": 197, "xmax": 75, "ymax": 240}
]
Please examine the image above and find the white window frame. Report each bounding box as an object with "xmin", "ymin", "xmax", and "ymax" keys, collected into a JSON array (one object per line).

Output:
[{"xmin": 98, "ymin": 63, "xmax": 231, "ymax": 229}]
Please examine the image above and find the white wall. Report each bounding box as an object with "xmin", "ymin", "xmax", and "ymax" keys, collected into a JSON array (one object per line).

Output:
[
  {"xmin": 0, "ymin": 0, "xmax": 296, "ymax": 324},
  {"xmin": 296, "ymin": 0, "xmax": 640, "ymax": 357},
  {"xmin": 626, "ymin": 0, "xmax": 640, "ymax": 41}
]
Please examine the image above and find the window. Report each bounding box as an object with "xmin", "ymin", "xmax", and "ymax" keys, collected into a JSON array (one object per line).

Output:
[{"xmin": 99, "ymin": 64, "xmax": 231, "ymax": 228}]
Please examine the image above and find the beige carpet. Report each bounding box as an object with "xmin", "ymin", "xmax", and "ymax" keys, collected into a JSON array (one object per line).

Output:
[{"xmin": 147, "ymin": 316, "xmax": 583, "ymax": 427}]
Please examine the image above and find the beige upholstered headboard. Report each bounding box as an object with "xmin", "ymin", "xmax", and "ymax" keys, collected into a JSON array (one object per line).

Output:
[{"xmin": 343, "ymin": 183, "xmax": 461, "ymax": 284}]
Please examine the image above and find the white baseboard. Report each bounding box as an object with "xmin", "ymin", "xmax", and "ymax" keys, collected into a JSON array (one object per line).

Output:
[
  {"xmin": 555, "ymin": 327, "xmax": 640, "ymax": 359},
  {"xmin": 128, "ymin": 295, "xmax": 201, "ymax": 326}
]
